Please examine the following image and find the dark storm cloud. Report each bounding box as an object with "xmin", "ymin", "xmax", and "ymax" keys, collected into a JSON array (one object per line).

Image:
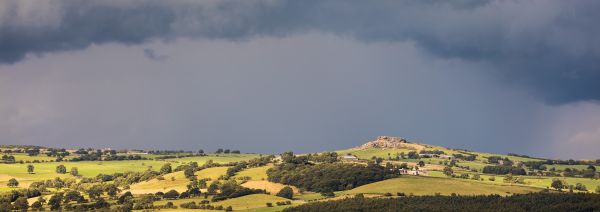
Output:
[{"xmin": 1, "ymin": 0, "xmax": 599, "ymax": 103}]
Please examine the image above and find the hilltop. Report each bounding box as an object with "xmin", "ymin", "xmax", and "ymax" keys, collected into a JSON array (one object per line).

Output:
[{"xmin": 0, "ymin": 136, "xmax": 599, "ymax": 211}]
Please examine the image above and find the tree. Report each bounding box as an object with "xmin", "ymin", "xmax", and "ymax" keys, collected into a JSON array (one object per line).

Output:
[
  {"xmin": 443, "ymin": 167, "xmax": 453, "ymax": 177},
  {"xmin": 407, "ymin": 151, "xmax": 419, "ymax": 159},
  {"xmin": 575, "ymin": 183, "xmax": 587, "ymax": 191},
  {"xmin": 551, "ymin": 178, "xmax": 564, "ymax": 191},
  {"xmin": 64, "ymin": 190, "xmax": 84, "ymax": 203},
  {"xmin": 160, "ymin": 163, "xmax": 172, "ymax": 174},
  {"xmin": 56, "ymin": 165, "xmax": 67, "ymax": 174},
  {"xmin": 48, "ymin": 192, "xmax": 64, "ymax": 211},
  {"xmin": 224, "ymin": 149, "xmax": 231, "ymax": 154},
  {"xmin": 27, "ymin": 164, "xmax": 34, "ymax": 174},
  {"xmin": 198, "ymin": 149, "xmax": 204, "ymax": 154},
  {"xmin": 207, "ymin": 182, "xmax": 219, "ymax": 194},
  {"xmin": 87, "ymin": 186, "xmax": 104, "ymax": 200},
  {"xmin": 93, "ymin": 197, "xmax": 110, "ymax": 209},
  {"xmin": 13, "ymin": 196, "xmax": 29, "ymax": 211},
  {"xmin": 187, "ymin": 180, "xmax": 201, "ymax": 196},
  {"xmin": 418, "ymin": 161, "xmax": 425, "ymax": 167},
  {"xmin": 164, "ymin": 189, "xmax": 180, "ymax": 199},
  {"xmin": 7, "ymin": 178, "xmax": 19, "ymax": 187},
  {"xmin": 276, "ymin": 186, "xmax": 294, "ymax": 199},
  {"xmin": 107, "ymin": 184, "xmax": 120, "ymax": 199},
  {"xmin": 30, "ymin": 201, "xmax": 43, "ymax": 211},
  {"xmin": 70, "ymin": 167, "xmax": 79, "ymax": 176},
  {"xmin": 215, "ymin": 148, "xmax": 224, "ymax": 154},
  {"xmin": 184, "ymin": 168, "xmax": 195, "ymax": 179}
]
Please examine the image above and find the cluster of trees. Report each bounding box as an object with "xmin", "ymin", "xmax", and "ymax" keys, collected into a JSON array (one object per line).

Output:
[
  {"xmin": 45, "ymin": 148, "xmax": 70, "ymax": 158},
  {"xmin": 306, "ymin": 152, "xmax": 339, "ymax": 163},
  {"xmin": 179, "ymin": 201, "xmax": 232, "ymax": 211},
  {"xmin": 70, "ymin": 152, "xmax": 145, "ymax": 162},
  {"xmin": 482, "ymin": 165, "xmax": 527, "ymax": 175},
  {"xmin": 452, "ymin": 153, "xmax": 477, "ymax": 161},
  {"xmin": 562, "ymin": 166, "xmax": 598, "ymax": 178},
  {"xmin": 419, "ymin": 150, "xmax": 445, "ymax": 155},
  {"xmin": 267, "ymin": 152, "xmax": 396, "ymax": 195},
  {"xmin": 1, "ymin": 155, "xmax": 16, "ymax": 163},
  {"xmin": 215, "ymin": 149, "xmax": 241, "ymax": 154},
  {"xmin": 487, "ymin": 156, "xmax": 513, "ymax": 165},
  {"xmin": 284, "ymin": 193, "xmax": 600, "ymax": 212},
  {"xmin": 211, "ymin": 180, "xmax": 266, "ymax": 201}
]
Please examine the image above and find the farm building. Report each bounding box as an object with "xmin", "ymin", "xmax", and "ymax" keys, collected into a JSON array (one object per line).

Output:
[{"xmin": 342, "ymin": 155, "xmax": 359, "ymax": 161}]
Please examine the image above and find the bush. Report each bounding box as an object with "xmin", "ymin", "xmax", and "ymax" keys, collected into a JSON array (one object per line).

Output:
[
  {"xmin": 163, "ymin": 189, "xmax": 180, "ymax": 199},
  {"xmin": 276, "ymin": 186, "xmax": 294, "ymax": 199},
  {"xmin": 266, "ymin": 202, "xmax": 273, "ymax": 207}
]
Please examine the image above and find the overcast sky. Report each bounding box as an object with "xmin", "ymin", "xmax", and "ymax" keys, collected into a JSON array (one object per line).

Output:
[{"xmin": 1, "ymin": 0, "xmax": 599, "ymax": 159}]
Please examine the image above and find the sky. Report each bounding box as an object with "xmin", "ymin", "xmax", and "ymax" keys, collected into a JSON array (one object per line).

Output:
[{"xmin": 0, "ymin": 0, "xmax": 599, "ymax": 159}]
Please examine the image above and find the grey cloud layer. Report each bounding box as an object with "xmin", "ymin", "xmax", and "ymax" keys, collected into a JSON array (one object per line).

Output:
[{"xmin": 1, "ymin": 0, "xmax": 599, "ymax": 103}]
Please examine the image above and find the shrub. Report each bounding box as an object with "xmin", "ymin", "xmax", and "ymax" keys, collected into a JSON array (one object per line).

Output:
[{"xmin": 276, "ymin": 186, "xmax": 294, "ymax": 199}]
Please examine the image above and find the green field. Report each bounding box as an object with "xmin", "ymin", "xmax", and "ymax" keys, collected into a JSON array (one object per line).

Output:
[
  {"xmin": 235, "ymin": 165, "xmax": 272, "ymax": 181},
  {"xmin": 154, "ymin": 194, "xmax": 295, "ymax": 211},
  {"xmin": 342, "ymin": 175, "xmax": 542, "ymax": 196},
  {"xmin": 128, "ymin": 166, "xmax": 230, "ymax": 194}
]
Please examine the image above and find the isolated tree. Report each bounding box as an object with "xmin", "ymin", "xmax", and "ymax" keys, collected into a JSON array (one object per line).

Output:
[
  {"xmin": 276, "ymin": 186, "xmax": 294, "ymax": 199},
  {"xmin": 215, "ymin": 148, "xmax": 224, "ymax": 154},
  {"xmin": 551, "ymin": 178, "xmax": 564, "ymax": 191},
  {"xmin": 70, "ymin": 167, "xmax": 79, "ymax": 176},
  {"xmin": 160, "ymin": 163, "xmax": 172, "ymax": 174},
  {"xmin": 575, "ymin": 183, "xmax": 587, "ymax": 191},
  {"xmin": 56, "ymin": 164, "xmax": 67, "ymax": 174},
  {"xmin": 7, "ymin": 178, "xmax": 19, "ymax": 187},
  {"xmin": 13, "ymin": 196, "xmax": 29, "ymax": 211},
  {"xmin": 27, "ymin": 164, "xmax": 35, "ymax": 174},
  {"xmin": 198, "ymin": 149, "xmax": 204, "ymax": 154},
  {"xmin": 418, "ymin": 161, "xmax": 426, "ymax": 167}
]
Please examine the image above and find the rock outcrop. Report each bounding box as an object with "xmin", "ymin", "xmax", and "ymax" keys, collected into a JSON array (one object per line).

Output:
[{"xmin": 355, "ymin": 136, "xmax": 424, "ymax": 150}]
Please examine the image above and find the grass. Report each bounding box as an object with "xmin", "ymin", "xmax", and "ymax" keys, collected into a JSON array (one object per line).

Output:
[
  {"xmin": 241, "ymin": 180, "xmax": 299, "ymax": 195},
  {"xmin": 154, "ymin": 194, "xmax": 296, "ymax": 211},
  {"xmin": 128, "ymin": 166, "xmax": 230, "ymax": 194},
  {"xmin": 342, "ymin": 175, "xmax": 542, "ymax": 196},
  {"xmin": 235, "ymin": 165, "xmax": 272, "ymax": 181}
]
